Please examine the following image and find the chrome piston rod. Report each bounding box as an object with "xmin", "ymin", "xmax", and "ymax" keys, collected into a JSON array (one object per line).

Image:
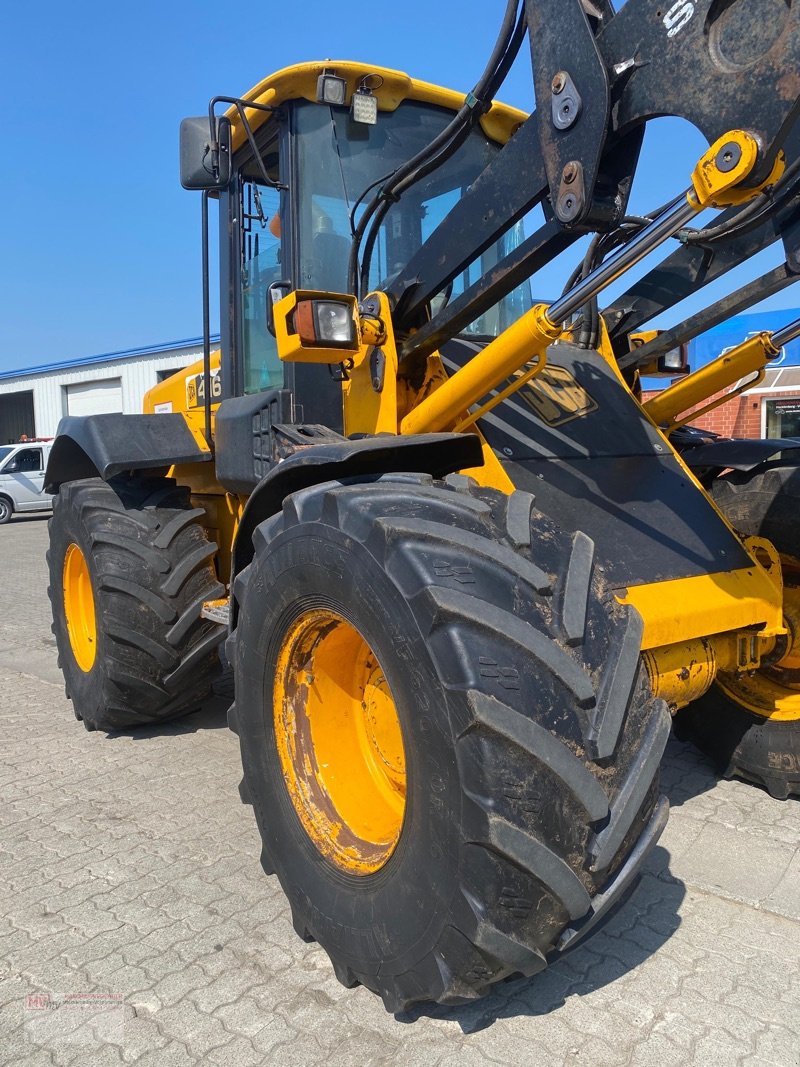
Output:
[
  {"xmin": 548, "ymin": 195, "xmax": 699, "ymax": 326},
  {"xmin": 771, "ymin": 315, "xmax": 800, "ymax": 350}
]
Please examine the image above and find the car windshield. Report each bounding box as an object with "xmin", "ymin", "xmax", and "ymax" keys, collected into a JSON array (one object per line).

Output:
[
  {"xmin": 294, "ymin": 100, "xmax": 533, "ymax": 337},
  {"xmin": 0, "ymin": 447, "xmax": 15, "ymax": 466}
]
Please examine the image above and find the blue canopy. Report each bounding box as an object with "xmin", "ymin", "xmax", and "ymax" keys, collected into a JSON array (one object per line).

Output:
[{"xmin": 689, "ymin": 310, "xmax": 800, "ymax": 370}]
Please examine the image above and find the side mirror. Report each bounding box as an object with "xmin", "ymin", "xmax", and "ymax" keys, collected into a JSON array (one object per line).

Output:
[
  {"xmin": 179, "ymin": 115, "xmax": 232, "ymax": 190},
  {"xmin": 267, "ymin": 281, "xmax": 291, "ymax": 337}
]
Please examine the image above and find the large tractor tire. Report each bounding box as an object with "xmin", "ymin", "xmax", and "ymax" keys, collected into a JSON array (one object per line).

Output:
[
  {"xmin": 229, "ymin": 473, "xmax": 670, "ymax": 1011},
  {"xmin": 674, "ymin": 462, "xmax": 800, "ymax": 799},
  {"xmin": 48, "ymin": 476, "xmax": 224, "ymax": 732}
]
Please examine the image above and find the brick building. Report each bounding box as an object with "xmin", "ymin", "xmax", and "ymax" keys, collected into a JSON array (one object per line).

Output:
[{"xmin": 643, "ymin": 309, "xmax": 800, "ymax": 439}]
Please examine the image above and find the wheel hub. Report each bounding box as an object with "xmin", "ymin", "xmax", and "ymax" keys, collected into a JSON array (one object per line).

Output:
[
  {"xmin": 63, "ymin": 542, "xmax": 97, "ymax": 673},
  {"xmin": 717, "ymin": 558, "xmax": 800, "ymax": 721},
  {"xmin": 776, "ymin": 582, "xmax": 800, "ymax": 672},
  {"xmin": 273, "ymin": 609, "xmax": 407, "ymax": 874}
]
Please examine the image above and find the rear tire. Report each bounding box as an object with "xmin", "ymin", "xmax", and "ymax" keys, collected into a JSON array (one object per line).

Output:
[
  {"xmin": 675, "ymin": 462, "xmax": 800, "ymax": 799},
  {"xmin": 231, "ymin": 474, "xmax": 670, "ymax": 1011},
  {"xmin": 48, "ymin": 476, "xmax": 224, "ymax": 731}
]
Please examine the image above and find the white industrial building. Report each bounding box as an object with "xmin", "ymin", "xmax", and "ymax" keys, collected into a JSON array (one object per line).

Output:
[{"xmin": 0, "ymin": 335, "xmax": 220, "ymax": 444}]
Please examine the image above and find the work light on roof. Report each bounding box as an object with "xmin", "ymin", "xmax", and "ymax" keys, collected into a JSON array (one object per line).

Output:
[
  {"xmin": 352, "ymin": 87, "xmax": 378, "ymax": 125},
  {"xmin": 351, "ymin": 74, "xmax": 383, "ymax": 125},
  {"xmin": 316, "ymin": 72, "xmax": 347, "ymax": 107}
]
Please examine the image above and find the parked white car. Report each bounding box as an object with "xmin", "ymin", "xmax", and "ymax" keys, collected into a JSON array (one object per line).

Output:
[{"xmin": 0, "ymin": 441, "xmax": 53, "ymax": 524}]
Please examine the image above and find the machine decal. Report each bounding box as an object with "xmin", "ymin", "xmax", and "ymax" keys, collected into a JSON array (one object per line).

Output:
[
  {"xmin": 186, "ymin": 370, "xmax": 222, "ymax": 409},
  {"xmin": 518, "ymin": 364, "xmax": 598, "ymax": 427}
]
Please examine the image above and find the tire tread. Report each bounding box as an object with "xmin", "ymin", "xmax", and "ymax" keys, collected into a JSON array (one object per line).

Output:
[{"xmin": 48, "ymin": 476, "xmax": 223, "ymax": 731}]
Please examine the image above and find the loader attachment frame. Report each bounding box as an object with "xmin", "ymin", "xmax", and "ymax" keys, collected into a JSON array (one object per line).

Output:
[{"xmin": 383, "ymin": 0, "xmax": 800, "ymax": 360}]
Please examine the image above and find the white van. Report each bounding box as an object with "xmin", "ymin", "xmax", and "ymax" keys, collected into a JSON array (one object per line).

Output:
[{"xmin": 0, "ymin": 441, "xmax": 53, "ymax": 524}]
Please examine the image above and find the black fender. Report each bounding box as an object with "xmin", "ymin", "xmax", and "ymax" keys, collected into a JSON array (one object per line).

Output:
[
  {"xmin": 679, "ymin": 435, "xmax": 800, "ymax": 474},
  {"xmin": 44, "ymin": 414, "xmax": 212, "ymax": 492},
  {"xmin": 230, "ymin": 431, "xmax": 484, "ymax": 622}
]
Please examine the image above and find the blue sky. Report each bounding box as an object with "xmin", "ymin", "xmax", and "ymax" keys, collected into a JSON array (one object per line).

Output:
[{"xmin": 2, "ymin": 0, "xmax": 797, "ymax": 371}]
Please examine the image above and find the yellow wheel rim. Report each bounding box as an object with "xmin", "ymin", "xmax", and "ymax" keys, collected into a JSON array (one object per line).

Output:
[
  {"xmin": 716, "ymin": 671, "xmax": 800, "ymax": 722},
  {"xmin": 63, "ymin": 543, "xmax": 97, "ymax": 672},
  {"xmin": 717, "ymin": 559, "xmax": 800, "ymax": 722},
  {"xmin": 274, "ymin": 609, "xmax": 407, "ymax": 874}
]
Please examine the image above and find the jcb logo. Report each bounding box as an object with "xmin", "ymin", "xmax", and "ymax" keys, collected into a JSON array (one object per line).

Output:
[{"xmin": 519, "ymin": 365, "xmax": 598, "ymax": 427}]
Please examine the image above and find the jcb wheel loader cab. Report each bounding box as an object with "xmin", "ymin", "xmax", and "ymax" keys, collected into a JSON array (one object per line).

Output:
[
  {"xmin": 48, "ymin": 478, "xmax": 223, "ymax": 731},
  {"xmin": 230, "ymin": 475, "xmax": 670, "ymax": 1010},
  {"xmin": 675, "ymin": 462, "xmax": 800, "ymax": 799},
  {"xmin": 213, "ymin": 64, "xmax": 531, "ymax": 414}
]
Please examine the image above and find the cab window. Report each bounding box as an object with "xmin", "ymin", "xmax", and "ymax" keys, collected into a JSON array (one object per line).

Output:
[
  {"xmin": 238, "ymin": 129, "xmax": 285, "ymax": 395},
  {"xmin": 5, "ymin": 448, "xmax": 43, "ymax": 473}
]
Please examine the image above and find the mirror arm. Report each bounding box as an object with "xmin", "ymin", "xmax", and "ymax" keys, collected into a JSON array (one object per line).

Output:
[{"xmin": 208, "ymin": 96, "xmax": 282, "ymax": 190}]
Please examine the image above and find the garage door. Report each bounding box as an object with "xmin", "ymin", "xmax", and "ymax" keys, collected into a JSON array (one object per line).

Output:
[
  {"xmin": 66, "ymin": 379, "xmax": 123, "ymax": 417},
  {"xmin": 0, "ymin": 391, "xmax": 35, "ymax": 444}
]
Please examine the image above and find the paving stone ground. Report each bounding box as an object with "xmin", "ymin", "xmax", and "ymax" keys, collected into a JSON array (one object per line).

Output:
[{"xmin": 1, "ymin": 514, "xmax": 799, "ymax": 1066}]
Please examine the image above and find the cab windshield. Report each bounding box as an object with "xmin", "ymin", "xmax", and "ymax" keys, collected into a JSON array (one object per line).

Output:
[
  {"xmin": 294, "ymin": 100, "xmax": 533, "ymax": 334},
  {"xmin": 236, "ymin": 99, "xmax": 534, "ymax": 395}
]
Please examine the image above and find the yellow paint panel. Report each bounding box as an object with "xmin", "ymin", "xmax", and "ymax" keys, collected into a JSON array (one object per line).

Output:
[
  {"xmin": 462, "ymin": 440, "xmax": 515, "ymax": 493},
  {"xmin": 227, "ymin": 61, "xmax": 527, "ymax": 149},
  {"xmin": 621, "ymin": 566, "xmax": 786, "ymax": 651},
  {"xmin": 343, "ymin": 292, "xmax": 399, "ymax": 436}
]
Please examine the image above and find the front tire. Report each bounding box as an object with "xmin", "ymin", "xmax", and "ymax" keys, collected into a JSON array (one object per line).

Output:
[
  {"xmin": 0, "ymin": 496, "xmax": 13, "ymax": 524},
  {"xmin": 48, "ymin": 477, "xmax": 224, "ymax": 731},
  {"xmin": 231, "ymin": 474, "xmax": 670, "ymax": 1010}
]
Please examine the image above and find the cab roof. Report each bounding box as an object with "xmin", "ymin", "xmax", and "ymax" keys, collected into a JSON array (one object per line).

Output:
[{"xmin": 228, "ymin": 60, "xmax": 527, "ymax": 149}]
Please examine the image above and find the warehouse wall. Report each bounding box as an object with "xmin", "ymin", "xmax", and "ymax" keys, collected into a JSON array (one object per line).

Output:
[{"xmin": 0, "ymin": 343, "xmax": 205, "ymax": 438}]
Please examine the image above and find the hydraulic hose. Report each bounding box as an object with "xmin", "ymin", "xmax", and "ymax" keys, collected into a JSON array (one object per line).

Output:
[{"xmin": 348, "ymin": 0, "xmax": 525, "ymax": 295}]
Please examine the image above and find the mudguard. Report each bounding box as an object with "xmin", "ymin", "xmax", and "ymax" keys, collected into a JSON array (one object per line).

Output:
[
  {"xmin": 230, "ymin": 431, "xmax": 484, "ymax": 610},
  {"xmin": 44, "ymin": 414, "xmax": 211, "ymax": 492},
  {"xmin": 680, "ymin": 436, "xmax": 800, "ymax": 473}
]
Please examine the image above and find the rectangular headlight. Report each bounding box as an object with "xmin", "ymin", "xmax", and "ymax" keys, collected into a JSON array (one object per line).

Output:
[
  {"xmin": 295, "ymin": 298, "xmax": 358, "ymax": 349},
  {"xmin": 658, "ymin": 343, "xmax": 690, "ymax": 374}
]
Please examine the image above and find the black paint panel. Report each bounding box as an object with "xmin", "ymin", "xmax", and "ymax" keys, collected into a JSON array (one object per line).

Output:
[
  {"xmin": 441, "ymin": 339, "xmax": 751, "ymax": 587},
  {"xmin": 505, "ymin": 455, "xmax": 749, "ymax": 588},
  {"xmin": 45, "ymin": 414, "xmax": 211, "ymax": 493}
]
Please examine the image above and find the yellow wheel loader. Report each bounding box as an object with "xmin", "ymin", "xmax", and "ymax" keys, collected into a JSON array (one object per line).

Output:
[{"xmin": 46, "ymin": 0, "xmax": 800, "ymax": 1010}]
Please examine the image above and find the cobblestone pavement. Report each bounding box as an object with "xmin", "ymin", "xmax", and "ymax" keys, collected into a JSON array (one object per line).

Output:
[{"xmin": 1, "ymin": 514, "xmax": 799, "ymax": 1066}]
